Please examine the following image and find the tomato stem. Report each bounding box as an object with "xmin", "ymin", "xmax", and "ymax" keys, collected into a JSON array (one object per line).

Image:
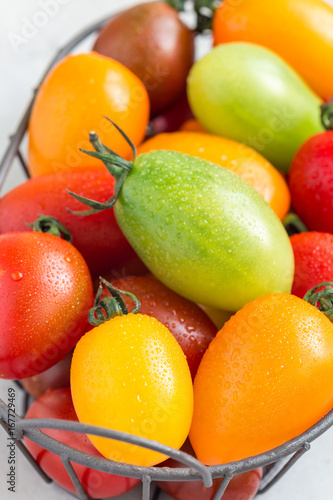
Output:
[
  {"xmin": 194, "ymin": 0, "xmax": 220, "ymax": 33},
  {"xmin": 163, "ymin": 0, "xmax": 219, "ymax": 32},
  {"xmin": 26, "ymin": 215, "xmax": 72, "ymax": 243},
  {"xmin": 67, "ymin": 118, "xmax": 135, "ymax": 216},
  {"xmin": 320, "ymin": 102, "xmax": 333, "ymax": 130},
  {"xmin": 88, "ymin": 277, "xmax": 140, "ymax": 326},
  {"xmin": 164, "ymin": 0, "xmax": 187, "ymax": 13},
  {"xmin": 303, "ymin": 282, "xmax": 333, "ymax": 321},
  {"xmin": 283, "ymin": 213, "xmax": 308, "ymax": 236}
]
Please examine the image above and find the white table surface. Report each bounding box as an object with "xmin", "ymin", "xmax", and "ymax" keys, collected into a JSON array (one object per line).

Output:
[{"xmin": 1, "ymin": 1, "xmax": 333, "ymax": 499}]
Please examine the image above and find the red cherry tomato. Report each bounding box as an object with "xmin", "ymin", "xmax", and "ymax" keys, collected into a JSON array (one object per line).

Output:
[
  {"xmin": 105, "ymin": 275, "xmax": 218, "ymax": 379},
  {"xmin": 21, "ymin": 349, "xmax": 73, "ymax": 399},
  {"xmin": 24, "ymin": 388, "xmax": 140, "ymax": 498},
  {"xmin": 0, "ymin": 232, "xmax": 93, "ymax": 379},
  {"xmin": 289, "ymin": 128, "xmax": 333, "ymax": 233},
  {"xmin": 157, "ymin": 439, "xmax": 262, "ymax": 500},
  {"xmin": 290, "ymin": 232, "xmax": 333, "ymax": 298},
  {"xmin": 0, "ymin": 167, "xmax": 147, "ymax": 279}
]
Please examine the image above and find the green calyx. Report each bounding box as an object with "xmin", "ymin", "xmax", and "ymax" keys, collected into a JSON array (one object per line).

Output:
[
  {"xmin": 164, "ymin": 0, "xmax": 219, "ymax": 32},
  {"xmin": 194, "ymin": 0, "xmax": 220, "ymax": 33},
  {"xmin": 164, "ymin": 0, "xmax": 187, "ymax": 11},
  {"xmin": 27, "ymin": 215, "xmax": 72, "ymax": 243},
  {"xmin": 303, "ymin": 282, "xmax": 333, "ymax": 322},
  {"xmin": 67, "ymin": 117, "xmax": 136, "ymax": 216},
  {"xmin": 320, "ymin": 102, "xmax": 333, "ymax": 131},
  {"xmin": 282, "ymin": 213, "xmax": 308, "ymax": 237},
  {"xmin": 88, "ymin": 277, "xmax": 141, "ymax": 327}
]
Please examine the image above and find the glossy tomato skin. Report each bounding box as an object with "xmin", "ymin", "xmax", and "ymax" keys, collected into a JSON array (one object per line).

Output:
[
  {"xmin": 28, "ymin": 52, "xmax": 149, "ymax": 176},
  {"xmin": 0, "ymin": 232, "xmax": 93, "ymax": 379},
  {"xmin": 107, "ymin": 276, "xmax": 217, "ymax": 379},
  {"xmin": 0, "ymin": 168, "xmax": 146, "ymax": 279},
  {"xmin": 289, "ymin": 131, "xmax": 333, "ymax": 233},
  {"xmin": 180, "ymin": 119, "xmax": 206, "ymax": 133},
  {"xmin": 93, "ymin": 2, "xmax": 194, "ymax": 116},
  {"xmin": 190, "ymin": 293, "xmax": 333, "ymax": 464},
  {"xmin": 21, "ymin": 349, "xmax": 73, "ymax": 399},
  {"xmin": 24, "ymin": 388, "xmax": 140, "ymax": 498},
  {"xmin": 187, "ymin": 43, "xmax": 323, "ymax": 172},
  {"xmin": 71, "ymin": 313, "xmax": 193, "ymax": 467},
  {"xmin": 213, "ymin": 0, "xmax": 333, "ymax": 100},
  {"xmin": 114, "ymin": 150, "xmax": 294, "ymax": 312},
  {"xmin": 138, "ymin": 131, "xmax": 290, "ymax": 219},
  {"xmin": 158, "ymin": 440, "xmax": 262, "ymax": 500},
  {"xmin": 148, "ymin": 92, "xmax": 194, "ymax": 136},
  {"xmin": 290, "ymin": 232, "xmax": 333, "ymax": 299}
]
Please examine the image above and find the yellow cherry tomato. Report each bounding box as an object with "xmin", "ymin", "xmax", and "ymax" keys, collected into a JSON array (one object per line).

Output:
[{"xmin": 70, "ymin": 313, "xmax": 193, "ymax": 467}]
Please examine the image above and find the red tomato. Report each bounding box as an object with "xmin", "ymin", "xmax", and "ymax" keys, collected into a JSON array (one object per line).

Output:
[
  {"xmin": 105, "ymin": 275, "xmax": 218, "ymax": 379},
  {"xmin": 21, "ymin": 349, "xmax": 73, "ymax": 399},
  {"xmin": 289, "ymin": 128, "xmax": 333, "ymax": 233},
  {"xmin": 290, "ymin": 232, "xmax": 333, "ymax": 298},
  {"xmin": 0, "ymin": 168, "xmax": 147, "ymax": 279},
  {"xmin": 24, "ymin": 388, "xmax": 140, "ymax": 498},
  {"xmin": 0, "ymin": 232, "xmax": 93, "ymax": 379},
  {"xmin": 157, "ymin": 440, "xmax": 262, "ymax": 500}
]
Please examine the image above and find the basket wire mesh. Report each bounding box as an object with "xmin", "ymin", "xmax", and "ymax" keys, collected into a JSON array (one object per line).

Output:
[{"xmin": 1, "ymin": 9, "xmax": 333, "ymax": 500}]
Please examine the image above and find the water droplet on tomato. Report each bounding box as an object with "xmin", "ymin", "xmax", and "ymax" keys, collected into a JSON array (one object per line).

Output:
[
  {"xmin": 186, "ymin": 325, "xmax": 196, "ymax": 333},
  {"xmin": 155, "ymin": 226, "xmax": 168, "ymax": 241},
  {"xmin": 11, "ymin": 272, "xmax": 23, "ymax": 281}
]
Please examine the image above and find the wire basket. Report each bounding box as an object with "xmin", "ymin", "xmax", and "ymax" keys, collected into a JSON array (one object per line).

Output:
[{"xmin": 1, "ymin": 8, "xmax": 333, "ymax": 500}]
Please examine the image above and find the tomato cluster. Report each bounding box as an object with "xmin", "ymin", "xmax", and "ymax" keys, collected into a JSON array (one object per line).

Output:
[{"xmin": 3, "ymin": 0, "xmax": 333, "ymax": 499}]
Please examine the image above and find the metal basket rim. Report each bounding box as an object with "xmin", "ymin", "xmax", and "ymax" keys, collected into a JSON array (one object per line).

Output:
[{"xmin": 1, "ymin": 396, "xmax": 333, "ymax": 480}]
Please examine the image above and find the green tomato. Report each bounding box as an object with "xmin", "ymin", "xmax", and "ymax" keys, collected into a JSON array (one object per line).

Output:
[
  {"xmin": 113, "ymin": 150, "xmax": 294, "ymax": 312},
  {"xmin": 187, "ymin": 42, "xmax": 323, "ymax": 172}
]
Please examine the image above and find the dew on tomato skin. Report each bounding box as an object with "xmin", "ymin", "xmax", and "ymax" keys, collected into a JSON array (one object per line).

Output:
[{"xmin": 11, "ymin": 272, "xmax": 23, "ymax": 281}]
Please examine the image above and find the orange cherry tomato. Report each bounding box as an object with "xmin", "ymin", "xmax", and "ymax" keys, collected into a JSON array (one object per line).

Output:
[
  {"xmin": 213, "ymin": 0, "xmax": 333, "ymax": 100},
  {"xmin": 28, "ymin": 52, "xmax": 149, "ymax": 176},
  {"xmin": 137, "ymin": 131, "xmax": 290, "ymax": 219},
  {"xmin": 180, "ymin": 119, "xmax": 207, "ymax": 133},
  {"xmin": 190, "ymin": 293, "xmax": 333, "ymax": 465}
]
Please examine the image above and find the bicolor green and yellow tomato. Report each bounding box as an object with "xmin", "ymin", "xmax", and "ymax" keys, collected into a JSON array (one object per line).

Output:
[
  {"xmin": 187, "ymin": 42, "xmax": 323, "ymax": 172},
  {"xmin": 112, "ymin": 150, "xmax": 294, "ymax": 311}
]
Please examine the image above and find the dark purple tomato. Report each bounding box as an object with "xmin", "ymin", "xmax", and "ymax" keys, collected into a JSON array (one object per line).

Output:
[
  {"xmin": 93, "ymin": 2, "xmax": 195, "ymax": 116},
  {"xmin": 147, "ymin": 92, "xmax": 194, "ymax": 137}
]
